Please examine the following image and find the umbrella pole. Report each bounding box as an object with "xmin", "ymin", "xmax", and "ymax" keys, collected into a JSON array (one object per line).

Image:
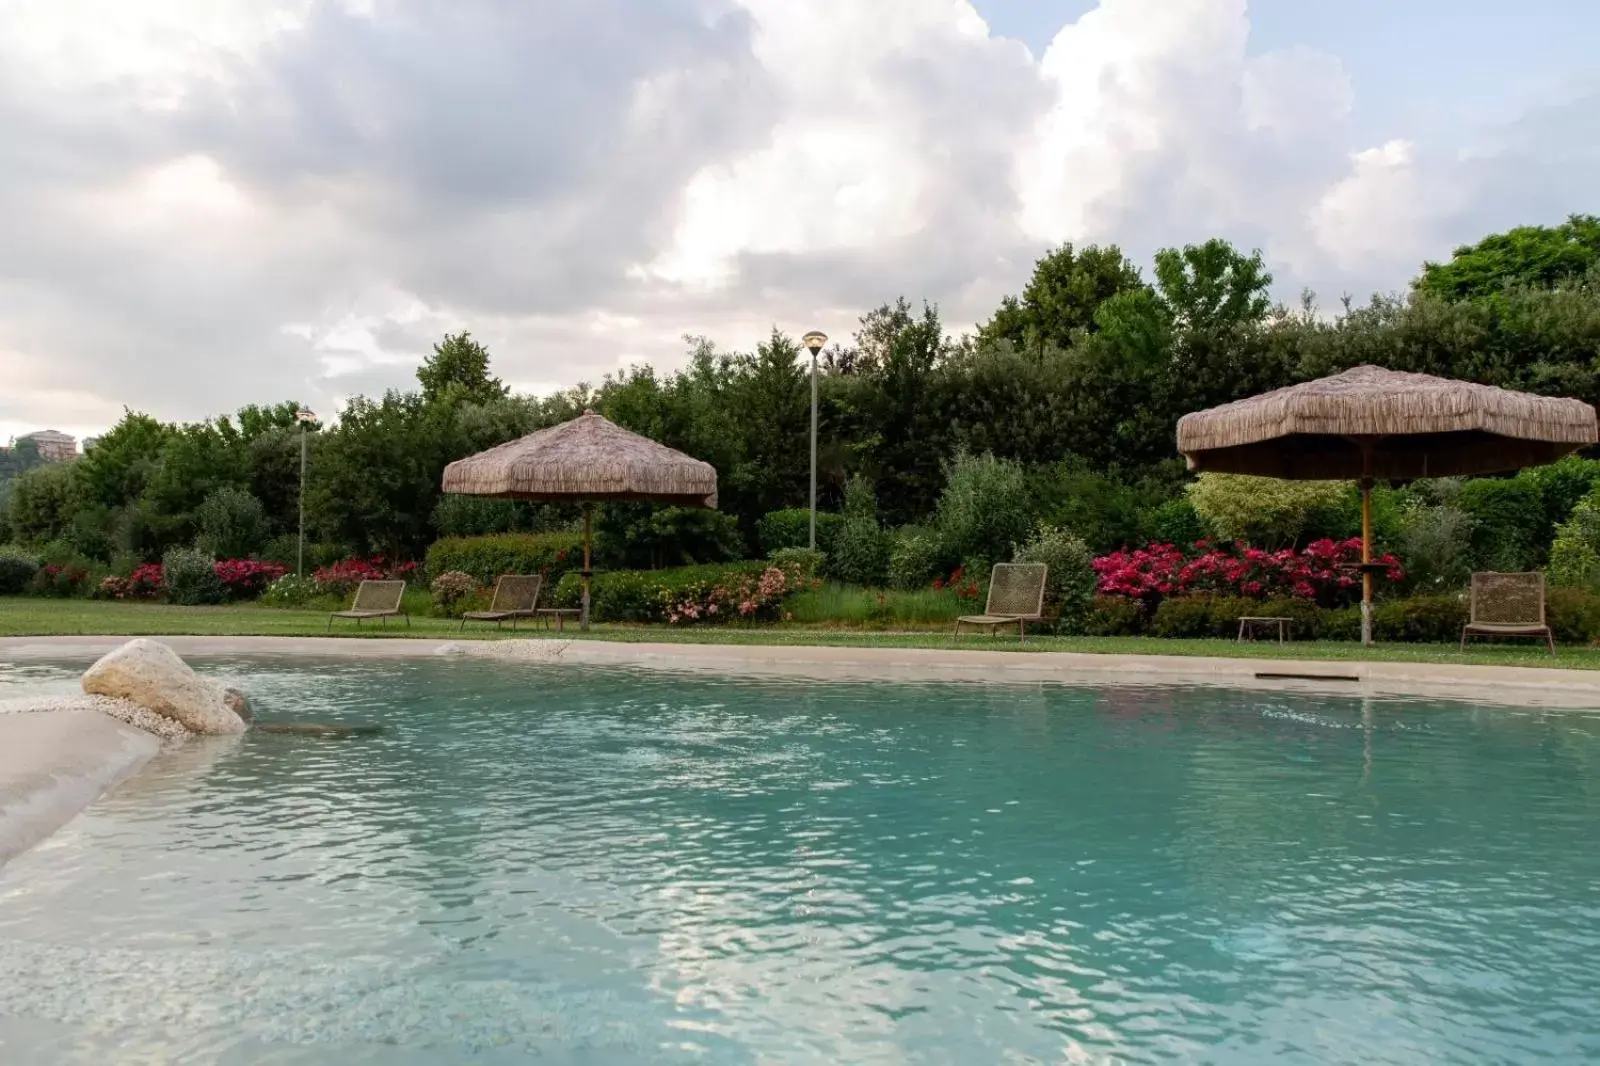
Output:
[
  {"xmin": 1360, "ymin": 438, "xmax": 1375, "ymax": 648},
  {"xmin": 581, "ymin": 502, "xmax": 593, "ymax": 632}
]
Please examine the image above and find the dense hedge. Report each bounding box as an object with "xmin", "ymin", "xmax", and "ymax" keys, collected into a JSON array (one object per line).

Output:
[
  {"xmin": 424, "ymin": 532, "xmax": 584, "ymax": 586},
  {"xmin": 551, "ymin": 561, "xmax": 794, "ymax": 624},
  {"xmin": 1088, "ymin": 590, "xmax": 1600, "ymax": 645},
  {"xmin": 758, "ymin": 509, "xmax": 844, "ymax": 556}
]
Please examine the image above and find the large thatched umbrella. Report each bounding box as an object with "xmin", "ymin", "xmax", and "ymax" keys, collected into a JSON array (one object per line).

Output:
[
  {"xmin": 1178, "ymin": 365, "xmax": 1597, "ymax": 645},
  {"xmin": 441, "ymin": 411, "xmax": 718, "ymax": 630}
]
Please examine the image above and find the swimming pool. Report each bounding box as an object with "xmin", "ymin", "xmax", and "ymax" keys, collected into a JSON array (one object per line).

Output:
[{"xmin": 1, "ymin": 657, "xmax": 1597, "ymax": 1063}]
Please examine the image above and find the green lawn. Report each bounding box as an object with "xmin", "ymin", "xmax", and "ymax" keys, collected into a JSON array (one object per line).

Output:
[{"xmin": 1, "ymin": 596, "xmax": 1596, "ymax": 669}]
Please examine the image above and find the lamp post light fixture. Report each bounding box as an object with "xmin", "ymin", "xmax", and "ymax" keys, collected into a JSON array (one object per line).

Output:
[
  {"xmin": 802, "ymin": 331, "xmax": 828, "ymax": 550},
  {"xmin": 295, "ymin": 407, "xmax": 316, "ymax": 577}
]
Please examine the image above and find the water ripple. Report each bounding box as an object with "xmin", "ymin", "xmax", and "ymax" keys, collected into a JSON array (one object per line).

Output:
[{"xmin": 0, "ymin": 658, "xmax": 1597, "ymax": 1064}]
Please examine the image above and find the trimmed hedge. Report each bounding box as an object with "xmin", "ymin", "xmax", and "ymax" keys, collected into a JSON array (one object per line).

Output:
[
  {"xmin": 1089, "ymin": 590, "xmax": 1600, "ymax": 645},
  {"xmin": 552, "ymin": 561, "xmax": 785, "ymax": 624},
  {"xmin": 0, "ymin": 548, "xmax": 39, "ymax": 595},
  {"xmin": 425, "ymin": 532, "xmax": 584, "ymax": 586},
  {"xmin": 759, "ymin": 509, "xmax": 844, "ymax": 555}
]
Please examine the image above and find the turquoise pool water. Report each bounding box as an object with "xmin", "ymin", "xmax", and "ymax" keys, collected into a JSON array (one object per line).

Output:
[{"xmin": 1, "ymin": 659, "xmax": 1598, "ymax": 1064}]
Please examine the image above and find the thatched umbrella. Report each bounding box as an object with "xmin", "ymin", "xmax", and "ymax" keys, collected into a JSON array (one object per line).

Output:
[
  {"xmin": 441, "ymin": 410, "xmax": 718, "ymax": 630},
  {"xmin": 1177, "ymin": 365, "xmax": 1597, "ymax": 645}
]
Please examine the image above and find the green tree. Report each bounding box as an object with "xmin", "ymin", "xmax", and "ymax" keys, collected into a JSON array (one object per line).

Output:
[
  {"xmin": 5, "ymin": 463, "xmax": 82, "ymax": 544},
  {"xmin": 1416, "ymin": 214, "xmax": 1600, "ymax": 302},
  {"xmin": 934, "ymin": 449, "xmax": 1033, "ymax": 569},
  {"xmin": 194, "ymin": 487, "xmax": 270, "ymax": 558},
  {"xmin": 73, "ymin": 411, "xmax": 170, "ymax": 510},
  {"xmin": 979, "ymin": 243, "xmax": 1147, "ymax": 352},
  {"xmin": 417, "ymin": 331, "xmax": 508, "ymax": 406}
]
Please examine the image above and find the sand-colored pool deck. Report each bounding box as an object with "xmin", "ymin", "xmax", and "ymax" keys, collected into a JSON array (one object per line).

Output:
[{"xmin": 4, "ymin": 634, "xmax": 1599, "ymax": 866}]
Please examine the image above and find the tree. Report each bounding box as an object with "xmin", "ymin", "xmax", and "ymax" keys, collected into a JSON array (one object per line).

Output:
[
  {"xmin": 73, "ymin": 411, "xmax": 170, "ymax": 510},
  {"xmin": 1416, "ymin": 214, "xmax": 1600, "ymax": 302},
  {"xmin": 194, "ymin": 487, "xmax": 270, "ymax": 558},
  {"xmin": 417, "ymin": 331, "xmax": 508, "ymax": 406},
  {"xmin": 979, "ymin": 243, "xmax": 1147, "ymax": 352}
]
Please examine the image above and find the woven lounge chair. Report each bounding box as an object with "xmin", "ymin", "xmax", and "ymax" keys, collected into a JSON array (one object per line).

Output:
[
  {"xmin": 460, "ymin": 574, "xmax": 542, "ymax": 631},
  {"xmin": 954, "ymin": 563, "xmax": 1048, "ymax": 640},
  {"xmin": 328, "ymin": 579, "xmax": 408, "ymax": 630},
  {"xmin": 1460, "ymin": 571, "xmax": 1554, "ymax": 654}
]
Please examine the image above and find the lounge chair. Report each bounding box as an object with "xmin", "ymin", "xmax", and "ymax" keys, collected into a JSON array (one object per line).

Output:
[
  {"xmin": 954, "ymin": 563, "xmax": 1048, "ymax": 640},
  {"xmin": 328, "ymin": 579, "xmax": 409, "ymax": 630},
  {"xmin": 459, "ymin": 574, "xmax": 542, "ymax": 631},
  {"xmin": 1460, "ymin": 571, "xmax": 1554, "ymax": 654}
]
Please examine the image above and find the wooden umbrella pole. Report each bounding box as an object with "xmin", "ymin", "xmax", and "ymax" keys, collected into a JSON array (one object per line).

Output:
[
  {"xmin": 581, "ymin": 502, "xmax": 593, "ymax": 632},
  {"xmin": 1360, "ymin": 439, "xmax": 1375, "ymax": 647}
]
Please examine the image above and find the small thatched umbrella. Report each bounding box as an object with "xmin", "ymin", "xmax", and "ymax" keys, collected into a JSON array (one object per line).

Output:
[
  {"xmin": 441, "ymin": 411, "xmax": 718, "ymax": 630},
  {"xmin": 1178, "ymin": 365, "xmax": 1597, "ymax": 645}
]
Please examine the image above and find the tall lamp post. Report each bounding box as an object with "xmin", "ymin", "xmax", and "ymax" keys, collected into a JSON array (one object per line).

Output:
[
  {"xmin": 802, "ymin": 331, "xmax": 828, "ymax": 549},
  {"xmin": 295, "ymin": 407, "xmax": 316, "ymax": 577}
]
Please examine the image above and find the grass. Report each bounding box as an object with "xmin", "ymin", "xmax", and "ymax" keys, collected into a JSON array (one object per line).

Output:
[
  {"xmin": 2, "ymin": 596, "xmax": 1598, "ymax": 670},
  {"xmin": 786, "ymin": 584, "xmax": 963, "ymax": 628}
]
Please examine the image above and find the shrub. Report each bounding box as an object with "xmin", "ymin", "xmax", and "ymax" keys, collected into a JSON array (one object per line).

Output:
[
  {"xmin": 1187, "ymin": 473, "xmax": 1353, "ymax": 550},
  {"xmin": 261, "ymin": 573, "xmax": 321, "ymax": 607},
  {"xmin": 769, "ymin": 546, "xmax": 824, "ymax": 579},
  {"xmin": 30, "ymin": 561, "xmax": 91, "ymax": 598},
  {"xmin": 1397, "ymin": 503, "xmax": 1475, "ymax": 593},
  {"xmin": 887, "ymin": 527, "xmax": 945, "ymax": 590},
  {"xmin": 97, "ymin": 562, "xmax": 165, "ymax": 601},
  {"xmin": 194, "ymin": 487, "xmax": 270, "ymax": 559},
  {"xmin": 933, "ymin": 449, "xmax": 1032, "ymax": 570},
  {"xmin": 1547, "ymin": 587, "xmax": 1600, "ymax": 645},
  {"xmin": 314, "ymin": 556, "xmax": 421, "ymax": 597},
  {"xmin": 1014, "ymin": 524, "xmax": 1096, "ymax": 633},
  {"xmin": 1458, "ymin": 477, "xmax": 1544, "ymax": 572},
  {"xmin": 430, "ymin": 570, "xmax": 479, "ymax": 617},
  {"xmin": 1148, "ymin": 497, "xmax": 1208, "ymax": 549},
  {"xmin": 0, "ymin": 548, "xmax": 38, "ymax": 595},
  {"xmin": 828, "ymin": 476, "xmax": 890, "ymax": 587},
  {"xmin": 758, "ymin": 508, "xmax": 844, "ymax": 555},
  {"xmin": 163, "ymin": 547, "xmax": 226, "ymax": 606},
  {"xmin": 424, "ymin": 532, "xmax": 582, "ymax": 586},
  {"xmin": 596, "ymin": 505, "xmax": 745, "ymax": 569},
  {"xmin": 551, "ymin": 560, "xmax": 802, "ymax": 624},
  {"xmin": 214, "ymin": 559, "xmax": 289, "ymax": 600},
  {"xmin": 1149, "ymin": 595, "xmax": 1215, "ymax": 639},
  {"xmin": 1083, "ymin": 595, "xmax": 1144, "ymax": 636},
  {"xmin": 1548, "ymin": 488, "xmax": 1600, "ymax": 588},
  {"xmin": 1094, "ymin": 538, "xmax": 1402, "ymax": 609},
  {"xmin": 1371, "ymin": 595, "xmax": 1466, "ymax": 643}
]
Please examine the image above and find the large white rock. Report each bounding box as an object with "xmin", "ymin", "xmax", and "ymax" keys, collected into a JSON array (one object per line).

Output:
[{"xmin": 81, "ymin": 638, "xmax": 246, "ymax": 735}]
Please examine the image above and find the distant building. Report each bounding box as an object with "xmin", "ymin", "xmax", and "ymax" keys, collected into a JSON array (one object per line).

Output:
[{"xmin": 17, "ymin": 430, "xmax": 78, "ymax": 462}]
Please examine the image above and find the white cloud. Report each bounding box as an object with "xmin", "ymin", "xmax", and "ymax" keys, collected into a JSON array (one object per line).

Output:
[{"xmin": 0, "ymin": 0, "xmax": 1594, "ymax": 439}]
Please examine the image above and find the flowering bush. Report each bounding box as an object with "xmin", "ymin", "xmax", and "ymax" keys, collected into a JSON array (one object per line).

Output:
[
  {"xmin": 933, "ymin": 565, "xmax": 984, "ymax": 610},
  {"xmin": 31, "ymin": 562, "xmax": 90, "ymax": 598},
  {"xmin": 666, "ymin": 565, "xmax": 792, "ymax": 625},
  {"xmin": 430, "ymin": 570, "xmax": 479, "ymax": 617},
  {"xmin": 1093, "ymin": 538, "xmax": 1403, "ymax": 609},
  {"xmin": 214, "ymin": 559, "xmax": 289, "ymax": 599},
  {"xmin": 261, "ymin": 573, "xmax": 321, "ymax": 607},
  {"xmin": 313, "ymin": 556, "xmax": 418, "ymax": 597}
]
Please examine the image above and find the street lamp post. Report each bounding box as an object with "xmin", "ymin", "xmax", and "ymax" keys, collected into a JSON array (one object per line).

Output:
[
  {"xmin": 295, "ymin": 408, "xmax": 316, "ymax": 577},
  {"xmin": 802, "ymin": 331, "xmax": 828, "ymax": 550}
]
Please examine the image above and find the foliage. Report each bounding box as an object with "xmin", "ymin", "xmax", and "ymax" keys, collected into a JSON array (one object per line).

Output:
[
  {"xmin": 1186, "ymin": 474, "xmax": 1352, "ymax": 550},
  {"xmin": 424, "ymin": 532, "xmax": 582, "ymax": 586},
  {"xmin": 1457, "ymin": 477, "xmax": 1545, "ymax": 572},
  {"xmin": 194, "ymin": 487, "xmax": 270, "ymax": 559},
  {"xmin": 1548, "ymin": 489, "xmax": 1600, "ymax": 588},
  {"xmin": 597, "ymin": 505, "xmax": 745, "ymax": 570},
  {"xmin": 1083, "ymin": 595, "xmax": 1144, "ymax": 637},
  {"xmin": 758, "ymin": 508, "xmax": 844, "ymax": 555},
  {"xmin": 430, "ymin": 570, "xmax": 479, "ymax": 617},
  {"xmin": 30, "ymin": 561, "xmax": 91, "ymax": 598},
  {"xmin": 551, "ymin": 561, "xmax": 792, "ymax": 624},
  {"xmin": 0, "ymin": 548, "xmax": 39, "ymax": 595},
  {"xmin": 887, "ymin": 527, "xmax": 945, "ymax": 591},
  {"xmin": 978, "ymin": 243, "xmax": 1146, "ymax": 352},
  {"xmin": 1148, "ymin": 497, "xmax": 1208, "ymax": 549},
  {"xmin": 933, "ymin": 449, "xmax": 1031, "ymax": 570},
  {"xmin": 416, "ymin": 331, "xmax": 508, "ymax": 406},
  {"xmin": 312, "ymin": 556, "xmax": 420, "ymax": 597},
  {"xmin": 161, "ymin": 548, "xmax": 226, "ymax": 606},
  {"xmin": 1094, "ymin": 538, "xmax": 1402, "ymax": 608},
  {"xmin": 5, "ymin": 463, "xmax": 81, "ymax": 545},
  {"xmin": 214, "ymin": 559, "xmax": 289, "ymax": 600},
  {"xmin": 1014, "ymin": 524, "xmax": 1097, "ymax": 632},
  {"xmin": 1397, "ymin": 502, "xmax": 1476, "ymax": 593},
  {"xmin": 784, "ymin": 583, "xmax": 963, "ymax": 628},
  {"xmin": 769, "ymin": 547, "xmax": 824, "ymax": 580},
  {"xmin": 1416, "ymin": 214, "xmax": 1600, "ymax": 302},
  {"xmin": 261, "ymin": 573, "xmax": 322, "ymax": 608},
  {"xmin": 828, "ymin": 476, "xmax": 890, "ymax": 587}
]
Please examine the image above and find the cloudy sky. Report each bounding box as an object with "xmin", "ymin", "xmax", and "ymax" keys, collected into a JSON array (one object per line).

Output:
[{"xmin": 2, "ymin": 0, "xmax": 1596, "ymax": 444}]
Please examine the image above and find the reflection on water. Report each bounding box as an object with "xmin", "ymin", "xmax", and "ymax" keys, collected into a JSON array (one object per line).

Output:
[{"xmin": 0, "ymin": 658, "xmax": 1598, "ymax": 1064}]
